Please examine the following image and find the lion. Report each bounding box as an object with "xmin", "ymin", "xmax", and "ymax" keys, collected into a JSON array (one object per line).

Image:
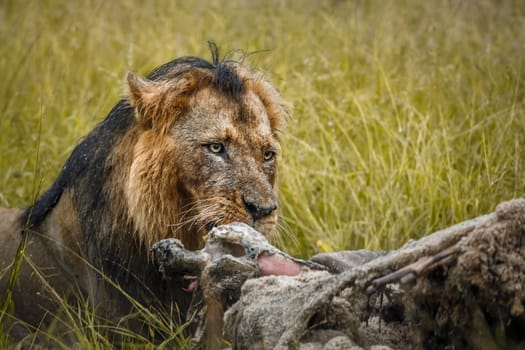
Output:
[{"xmin": 0, "ymin": 45, "xmax": 285, "ymax": 340}]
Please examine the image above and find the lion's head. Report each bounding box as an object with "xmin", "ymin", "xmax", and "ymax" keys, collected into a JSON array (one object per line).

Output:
[
  {"xmin": 108, "ymin": 49, "xmax": 285, "ymax": 251},
  {"xmin": 22, "ymin": 46, "xmax": 285, "ymax": 260}
]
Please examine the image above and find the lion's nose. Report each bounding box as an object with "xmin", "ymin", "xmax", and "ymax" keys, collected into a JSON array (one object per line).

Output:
[{"xmin": 243, "ymin": 195, "xmax": 277, "ymax": 221}]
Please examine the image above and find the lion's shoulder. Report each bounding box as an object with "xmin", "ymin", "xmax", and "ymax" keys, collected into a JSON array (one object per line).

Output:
[{"xmin": 20, "ymin": 101, "xmax": 134, "ymax": 229}]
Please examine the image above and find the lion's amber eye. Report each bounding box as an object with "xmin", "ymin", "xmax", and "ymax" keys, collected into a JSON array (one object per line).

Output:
[
  {"xmin": 263, "ymin": 150, "xmax": 276, "ymax": 162},
  {"xmin": 208, "ymin": 143, "xmax": 224, "ymax": 154}
]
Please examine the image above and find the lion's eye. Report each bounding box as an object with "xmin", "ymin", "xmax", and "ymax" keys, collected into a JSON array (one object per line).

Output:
[
  {"xmin": 263, "ymin": 150, "xmax": 276, "ymax": 162},
  {"xmin": 208, "ymin": 143, "xmax": 225, "ymax": 154}
]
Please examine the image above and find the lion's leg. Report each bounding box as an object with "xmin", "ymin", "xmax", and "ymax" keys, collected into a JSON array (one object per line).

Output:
[
  {"xmin": 0, "ymin": 193, "xmax": 94, "ymax": 337},
  {"xmin": 0, "ymin": 207, "xmax": 54, "ymax": 334}
]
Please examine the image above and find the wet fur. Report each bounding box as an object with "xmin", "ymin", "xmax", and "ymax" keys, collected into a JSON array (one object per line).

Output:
[{"xmin": 0, "ymin": 48, "xmax": 285, "ymax": 336}]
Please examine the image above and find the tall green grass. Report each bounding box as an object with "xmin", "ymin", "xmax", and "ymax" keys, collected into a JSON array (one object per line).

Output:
[{"xmin": 1, "ymin": 0, "xmax": 524, "ymax": 346}]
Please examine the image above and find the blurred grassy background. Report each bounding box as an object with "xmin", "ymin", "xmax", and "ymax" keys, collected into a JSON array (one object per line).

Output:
[{"xmin": 0, "ymin": 0, "xmax": 524, "ymax": 257}]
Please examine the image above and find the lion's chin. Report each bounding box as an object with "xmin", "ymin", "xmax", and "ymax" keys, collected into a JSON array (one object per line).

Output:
[{"xmin": 254, "ymin": 221, "xmax": 277, "ymax": 237}]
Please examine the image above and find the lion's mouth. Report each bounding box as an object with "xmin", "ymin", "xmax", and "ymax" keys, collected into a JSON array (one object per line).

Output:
[
  {"xmin": 204, "ymin": 207, "xmax": 278, "ymax": 234},
  {"xmin": 205, "ymin": 221, "xmax": 218, "ymax": 232}
]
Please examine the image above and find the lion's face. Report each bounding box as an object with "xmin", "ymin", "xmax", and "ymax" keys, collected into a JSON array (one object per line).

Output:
[
  {"xmin": 173, "ymin": 87, "xmax": 279, "ymax": 238},
  {"xmin": 124, "ymin": 64, "xmax": 284, "ymax": 250}
]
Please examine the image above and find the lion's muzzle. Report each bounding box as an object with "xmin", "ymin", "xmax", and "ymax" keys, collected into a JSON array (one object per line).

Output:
[{"xmin": 242, "ymin": 189, "xmax": 277, "ymax": 221}]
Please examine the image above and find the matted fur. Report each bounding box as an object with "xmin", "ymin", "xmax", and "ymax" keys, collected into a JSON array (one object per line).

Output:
[{"xmin": 0, "ymin": 46, "xmax": 285, "ymax": 336}]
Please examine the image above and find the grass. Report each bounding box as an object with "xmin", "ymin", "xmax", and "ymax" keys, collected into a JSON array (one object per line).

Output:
[
  {"xmin": 1, "ymin": 0, "xmax": 524, "ymax": 347},
  {"xmin": 0, "ymin": 278, "xmax": 193, "ymax": 349}
]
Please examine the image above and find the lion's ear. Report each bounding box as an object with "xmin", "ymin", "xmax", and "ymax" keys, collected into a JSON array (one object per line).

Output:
[
  {"xmin": 126, "ymin": 71, "xmax": 160, "ymax": 127},
  {"xmin": 126, "ymin": 70, "xmax": 197, "ymax": 129},
  {"xmin": 126, "ymin": 71, "xmax": 152, "ymax": 108}
]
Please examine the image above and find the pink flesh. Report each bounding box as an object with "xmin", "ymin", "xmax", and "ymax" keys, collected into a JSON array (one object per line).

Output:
[
  {"xmin": 182, "ymin": 274, "xmax": 199, "ymax": 292},
  {"xmin": 257, "ymin": 254, "xmax": 301, "ymax": 276}
]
